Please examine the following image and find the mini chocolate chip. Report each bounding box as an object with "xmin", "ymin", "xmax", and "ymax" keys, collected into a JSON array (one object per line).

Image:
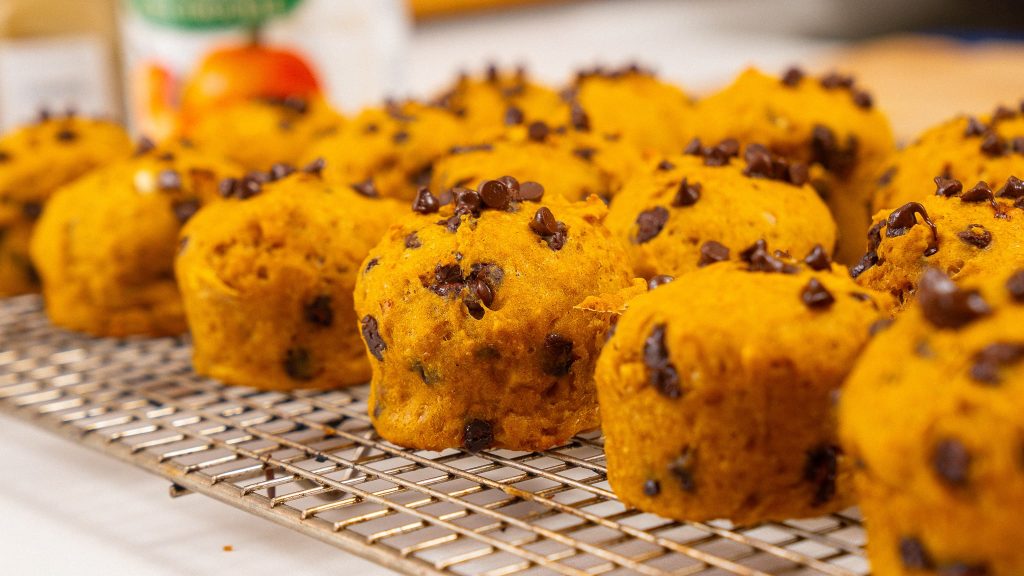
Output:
[
  {"xmin": 303, "ymin": 157, "xmax": 326, "ymax": 176},
  {"xmin": 964, "ymin": 116, "xmax": 987, "ymax": 137},
  {"xmin": 682, "ymin": 138, "xmax": 703, "ymax": 156},
  {"xmin": 438, "ymin": 214, "xmax": 462, "ymax": 233},
  {"xmin": 656, "ymin": 159, "xmax": 675, "ymax": 171},
  {"xmin": 516, "ymin": 181, "xmax": 545, "ymax": 201},
  {"xmin": 527, "ymin": 121, "xmax": 550, "ymax": 142},
  {"xmin": 781, "ymin": 66, "xmax": 804, "ymax": 87},
  {"xmin": 742, "ymin": 240, "xmax": 799, "ymax": 274},
  {"xmin": 364, "ymin": 258, "xmax": 379, "ymax": 273},
  {"xmin": 993, "ymin": 104, "xmax": 1016, "ymax": 122},
  {"xmin": 697, "ymin": 240, "xmax": 729, "ymax": 267},
  {"xmin": 743, "ymin": 143, "xmax": 773, "ymax": 177},
  {"xmin": 643, "ymin": 479, "xmax": 661, "ymax": 496},
  {"xmin": 819, "ymin": 71, "xmax": 853, "ymax": 89},
  {"xmin": 542, "ymin": 334, "xmax": 576, "ymax": 376},
  {"xmin": 134, "ymin": 137, "xmax": 155, "ymax": 156},
  {"xmin": 938, "ymin": 563, "xmax": 990, "ymax": 576},
  {"xmin": 412, "ymin": 187, "xmax": 441, "ymax": 214},
  {"xmin": 934, "ymin": 176, "xmax": 963, "ymax": 197},
  {"xmin": 454, "ymin": 188, "xmax": 482, "ymax": 216},
  {"xmin": 1006, "ymin": 269, "xmax": 1024, "ymax": 301},
  {"xmin": 55, "ymin": 127, "xmax": 77, "ymax": 142},
  {"xmin": 283, "ymin": 347, "xmax": 315, "ymax": 381},
  {"xmin": 672, "ymin": 178, "xmax": 701, "ymax": 207},
  {"xmin": 980, "ymin": 132, "xmax": 1006, "ymax": 157},
  {"xmin": 810, "ymin": 124, "xmax": 858, "ymax": 177},
  {"xmin": 886, "ymin": 201, "xmax": 939, "ymax": 255},
  {"xmin": 172, "ymin": 199, "xmax": 200, "ymax": 224},
  {"xmin": 805, "ymin": 444, "xmax": 840, "ymax": 506},
  {"xmin": 570, "ymin": 103, "xmax": 591, "ymax": 131},
  {"xmin": 479, "ymin": 179, "xmax": 511, "ymax": 210},
  {"xmin": 869, "ymin": 318, "xmax": 894, "ymax": 336},
  {"xmin": 405, "ymin": 232, "xmax": 421, "ymax": 249},
  {"xmin": 573, "ymin": 147, "xmax": 597, "ymax": 162},
  {"xmin": 878, "ymin": 166, "xmax": 897, "ymax": 187},
  {"xmin": 504, "ymin": 105, "xmax": 524, "ymax": 125},
  {"xmin": 669, "ymin": 447, "xmax": 696, "ymax": 492},
  {"xmin": 21, "ymin": 202, "xmax": 42, "ymax": 221},
  {"xmin": 634, "ymin": 207, "xmax": 669, "ymax": 244},
  {"xmin": 996, "ymin": 175, "xmax": 1024, "ymax": 199},
  {"xmin": 899, "ymin": 537, "xmax": 934, "ymax": 570},
  {"xmin": 157, "ymin": 169, "xmax": 182, "ymax": 191},
  {"xmin": 530, "ymin": 207, "xmax": 559, "ymax": 236},
  {"xmin": 704, "ymin": 138, "xmax": 740, "ymax": 167},
  {"xmin": 1012, "ymin": 137, "xmax": 1024, "ymax": 153},
  {"xmin": 270, "ymin": 162, "xmax": 295, "ymax": 181},
  {"xmin": 361, "ymin": 315, "xmax": 386, "ymax": 360},
  {"xmin": 545, "ymin": 222, "xmax": 568, "ymax": 251},
  {"xmin": 801, "ymin": 278, "xmax": 835, "ymax": 310},
  {"xmin": 463, "ymin": 419, "xmax": 494, "ymax": 452},
  {"xmin": 644, "ymin": 324, "xmax": 682, "ymax": 398},
  {"xmin": 392, "ymin": 130, "xmax": 410, "ymax": 144},
  {"xmin": 852, "ymin": 90, "xmax": 873, "ymax": 109},
  {"xmin": 918, "ymin": 268, "xmax": 991, "ymax": 329},
  {"xmin": 803, "ymin": 244, "xmax": 831, "ymax": 271},
  {"xmin": 351, "ymin": 179, "xmax": 379, "ymax": 198},
  {"xmin": 648, "ymin": 275, "xmax": 674, "ymax": 290},
  {"xmin": 970, "ymin": 343, "xmax": 1024, "ymax": 384},
  {"xmin": 933, "ymin": 438, "xmax": 971, "ymax": 488},
  {"xmin": 305, "ymin": 295, "xmax": 334, "ymax": 327},
  {"xmin": 234, "ymin": 177, "xmax": 262, "ymax": 199},
  {"xmin": 957, "ymin": 224, "xmax": 992, "ymax": 248}
]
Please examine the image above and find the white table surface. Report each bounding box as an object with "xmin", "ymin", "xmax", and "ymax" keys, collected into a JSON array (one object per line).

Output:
[{"xmin": 0, "ymin": 1, "xmax": 843, "ymax": 573}]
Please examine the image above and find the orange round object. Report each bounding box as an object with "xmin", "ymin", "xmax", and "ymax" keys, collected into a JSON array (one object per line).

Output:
[{"xmin": 180, "ymin": 44, "xmax": 321, "ymax": 129}]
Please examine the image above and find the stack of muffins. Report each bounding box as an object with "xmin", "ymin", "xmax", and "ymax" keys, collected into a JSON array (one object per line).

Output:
[{"xmin": 4, "ymin": 62, "xmax": 1022, "ymax": 576}]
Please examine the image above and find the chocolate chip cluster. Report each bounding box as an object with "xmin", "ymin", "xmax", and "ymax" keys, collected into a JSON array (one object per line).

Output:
[
  {"xmin": 218, "ymin": 158, "xmax": 326, "ymax": 200},
  {"xmin": 779, "ymin": 66, "xmax": 874, "ymax": 110}
]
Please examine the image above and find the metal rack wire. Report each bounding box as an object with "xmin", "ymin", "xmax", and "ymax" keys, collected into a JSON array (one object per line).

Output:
[{"xmin": 0, "ymin": 295, "xmax": 869, "ymax": 576}]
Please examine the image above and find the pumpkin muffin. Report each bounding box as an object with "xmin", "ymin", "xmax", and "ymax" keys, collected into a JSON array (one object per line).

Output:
[
  {"xmin": 304, "ymin": 101, "xmax": 466, "ymax": 201},
  {"xmin": 433, "ymin": 65, "xmax": 567, "ymax": 138},
  {"xmin": 694, "ymin": 67, "xmax": 895, "ymax": 263},
  {"xmin": 852, "ymin": 177, "xmax": 1024, "ymax": 310},
  {"xmin": 605, "ymin": 145, "xmax": 836, "ymax": 279},
  {"xmin": 354, "ymin": 177, "xmax": 639, "ymax": 452},
  {"xmin": 872, "ymin": 107, "xmax": 1024, "ymax": 213},
  {"xmin": 0, "ymin": 113, "xmax": 131, "ymax": 296},
  {"xmin": 176, "ymin": 166, "xmax": 401, "ymax": 391},
  {"xmin": 188, "ymin": 96, "xmax": 343, "ymax": 172},
  {"xmin": 566, "ymin": 64, "xmax": 693, "ymax": 156},
  {"xmin": 597, "ymin": 252, "xmax": 890, "ymax": 525},
  {"xmin": 841, "ymin": 267, "xmax": 1024, "ymax": 576},
  {"xmin": 29, "ymin": 141, "xmax": 240, "ymax": 336}
]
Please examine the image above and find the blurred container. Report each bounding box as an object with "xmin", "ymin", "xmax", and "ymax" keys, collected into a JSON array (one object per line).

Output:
[
  {"xmin": 0, "ymin": 0, "xmax": 121, "ymax": 131},
  {"xmin": 119, "ymin": 0, "xmax": 410, "ymax": 139}
]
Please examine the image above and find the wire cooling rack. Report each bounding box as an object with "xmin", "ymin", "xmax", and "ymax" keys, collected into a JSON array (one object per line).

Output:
[{"xmin": 0, "ymin": 295, "xmax": 869, "ymax": 576}]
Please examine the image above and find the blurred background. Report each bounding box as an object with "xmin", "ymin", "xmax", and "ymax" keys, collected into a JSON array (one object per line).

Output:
[{"xmin": 2, "ymin": 0, "xmax": 1024, "ymax": 142}]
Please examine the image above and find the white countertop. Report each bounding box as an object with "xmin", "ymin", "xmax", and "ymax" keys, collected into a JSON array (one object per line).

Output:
[{"xmin": 0, "ymin": 1, "xmax": 842, "ymax": 573}]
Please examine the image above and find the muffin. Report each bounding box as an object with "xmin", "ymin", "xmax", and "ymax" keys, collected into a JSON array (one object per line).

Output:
[
  {"xmin": 304, "ymin": 101, "xmax": 466, "ymax": 201},
  {"xmin": 430, "ymin": 131, "xmax": 607, "ymax": 203},
  {"xmin": 30, "ymin": 141, "xmax": 240, "ymax": 336},
  {"xmin": 605, "ymin": 145, "xmax": 836, "ymax": 279},
  {"xmin": 354, "ymin": 177, "xmax": 639, "ymax": 452},
  {"xmin": 841, "ymin": 267, "xmax": 1024, "ymax": 576},
  {"xmin": 566, "ymin": 65, "xmax": 693, "ymax": 155},
  {"xmin": 433, "ymin": 65, "xmax": 567, "ymax": 138},
  {"xmin": 694, "ymin": 67, "xmax": 895, "ymax": 263},
  {"xmin": 0, "ymin": 113, "xmax": 132, "ymax": 296},
  {"xmin": 188, "ymin": 96, "xmax": 343, "ymax": 171},
  {"xmin": 872, "ymin": 107, "xmax": 1024, "ymax": 213},
  {"xmin": 597, "ymin": 252, "xmax": 890, "ymax": 525},
  {"xmin": 176, "ymin": 166, "xmax": 401, "ymax": 391},
  {"xmin": 852, "ymin": 177, "xmax": 1024, "ymax": 309}
]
